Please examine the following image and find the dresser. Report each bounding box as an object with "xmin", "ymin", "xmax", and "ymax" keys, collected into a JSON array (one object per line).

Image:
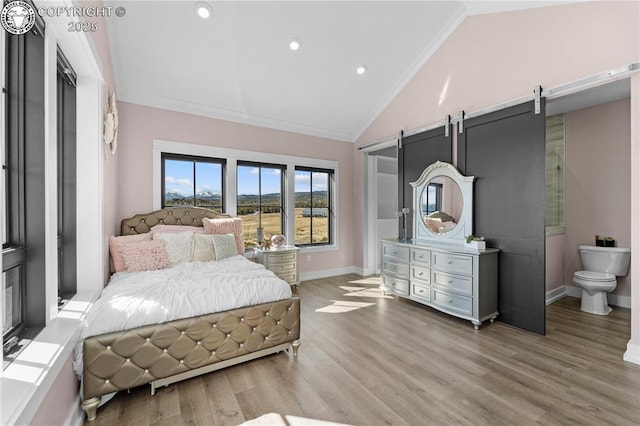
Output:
[
  {"xmin": 255, "ymin": 246, "xmax": 300, "ymax": 288},
  {"xmin": 381, "ymin": 239, "xmax": 498, "ymax": 329}
]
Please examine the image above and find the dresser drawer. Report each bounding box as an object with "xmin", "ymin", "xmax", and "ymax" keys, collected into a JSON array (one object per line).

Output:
[
  {"xmin": 432, "ymin": 252, "xmax": 473, "ymax": 275},
  {"xmin": 382, "ymin": 259, "xmax": 410, "ymax": 279},
  {"xmin": 411, "ymin": 282, "xmax": 431, "ymax": 303},
  {"xmin": 431, "ymin": 288, "xmax": 473, "ymax": 317},
  {"xmin": 411, "ymin": 265, "xmax": 430, "ymax": 284},
  {"xmin": 382, "ymin": 274, "xmax": 409, "ymax": 296},
  {"xmin": 431, "ymin": 270, "xmax": 473, "ymax": 296},
  {"xmin": 382, "ymin": 244, "xmax": 410, "ymax": 262},
  {"xmin": 267, "ymin": 251, "xmax": 297, "ymax": 265},
  {"xmin": 411, "ymin": 248, "xmax": 430, "ymax": 266}
]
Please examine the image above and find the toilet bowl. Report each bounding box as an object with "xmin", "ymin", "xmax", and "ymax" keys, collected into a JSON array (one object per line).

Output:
[{"xmin": 572, "ymin": 245, "xmax": 631, "ymax": 315}]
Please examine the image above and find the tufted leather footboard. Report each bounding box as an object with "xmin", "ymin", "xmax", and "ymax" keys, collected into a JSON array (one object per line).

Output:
[{"xmin": 81, "ymin": 297, "xmax": 300, "ymax": 421}]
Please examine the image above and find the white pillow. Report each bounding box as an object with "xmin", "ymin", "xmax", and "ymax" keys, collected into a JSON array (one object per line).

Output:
[
  {"xmin": 212, "ymin": 234, "xmax": 237, "ymax": 260},
  {"xmin": 153, "ymin": 231, "xmax": 194, "ymax": 265}
]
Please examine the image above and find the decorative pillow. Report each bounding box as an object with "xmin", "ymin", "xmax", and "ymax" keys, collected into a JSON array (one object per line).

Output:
[
  {"xmin": 212, "ymin": 234, "xmax": 238, "ymax": 260},
  {"xmin": 109, "ymin": 233, "xmax": 152, "ymax": 272},
  {"xmin": 151, "ymin": 225, "xmax": 206, "ymax": 235},
  {"xmin": 192, "ymin": 234, "xmax": 217, "ymax": 262},
  {"xmin": 119, "ymin": 240, "xmax": 171, "ymax": 272},
  {"xmin": 153, "ymin": 231, "xmax": 194, "ymax": 265},
  {"xmin": 202, "ymin": 217, "xmax": 244, "ymax": 254}
]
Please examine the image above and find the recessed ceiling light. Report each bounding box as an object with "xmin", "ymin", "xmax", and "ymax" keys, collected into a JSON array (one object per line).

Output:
[
  {"xmin": 289, "ymin": 38, "xmax": 302, "ymax": 51},
  {"xmin": 195, "ymin": 2, "xmax": 212, "ymax": 19},
  {"xmin": 356, "ymin": 65, "xmax": 368, "ymax": 75}
]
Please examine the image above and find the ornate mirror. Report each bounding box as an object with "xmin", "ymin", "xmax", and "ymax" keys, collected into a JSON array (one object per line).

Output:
[{"xmin": 411, "ymin": 161, "xmax": 474, "ymax": 244}]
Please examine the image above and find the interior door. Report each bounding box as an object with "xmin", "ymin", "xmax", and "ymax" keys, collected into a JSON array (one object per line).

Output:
[
  {"xmin": 398, "ymin": 126, "xmax": 452, "ymax": 239},
  {"xmin": 457, "ymin": 101, "xmax": 546, "ymax": 334}
]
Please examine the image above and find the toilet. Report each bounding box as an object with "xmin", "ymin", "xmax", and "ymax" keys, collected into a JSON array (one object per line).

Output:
[{"xmin": 572, "ymin": 245, "xmax": 631, "ymax": 315}]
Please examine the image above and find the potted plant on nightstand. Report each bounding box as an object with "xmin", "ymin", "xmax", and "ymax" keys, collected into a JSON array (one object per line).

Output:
[{"xmin": 465, "ymin": 235, "xmax": 486, "ymax": 250}]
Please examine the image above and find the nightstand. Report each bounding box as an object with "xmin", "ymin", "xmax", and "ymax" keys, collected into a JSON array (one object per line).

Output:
[{"xmin": 254, "ymin": 246, "xmax": 300, "ymax": 289}]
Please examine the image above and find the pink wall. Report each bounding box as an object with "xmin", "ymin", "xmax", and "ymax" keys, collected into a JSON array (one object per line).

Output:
[
  {"xmin": 564, "ymin": 98, "xmax": 632, "ymax": 297},
  {"xmin": 546, "ymin": 235, "xmax": 565, "ymax": 292},
  {"xmin": 354, "ymin": 1, "xmax": 640, "ymax": 268},
  {"xmin": 116, "ymin": 102, "xmax": 355, "ymax": 274},
  {"xmin": 83, "ymin": 0, "xmax": 120, "ymax": 283},
  {"xmin": 29, "ymin": 355, "xmax": 79, "ymax": 426}
]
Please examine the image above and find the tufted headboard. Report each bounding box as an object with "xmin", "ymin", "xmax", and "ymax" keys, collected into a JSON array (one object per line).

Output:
[{"xmin": 120, "ymin": 207, "xmax": 230, "ymax": 236}]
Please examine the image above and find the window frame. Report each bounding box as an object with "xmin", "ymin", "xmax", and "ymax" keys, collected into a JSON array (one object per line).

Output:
[
  {"xmin": 56, "ymin": 46, "xmax": 77, "ymax": 301},
  {"xmin": 294, "ymin": 166, "xmax": 334, "ymax": 247},
  {"xmin": 161, "ymin": 152, "xmax": 226, "ymax": 212},
  {"xmin": 236, "ymin": 160, "xmax": 286, "ymax": 248},
  {"xmin": 3, "ymin": 12, "xmax": 47, "ymax": 341},
  {"xmin": 153, "ymin": 140, "xmax": 339, "ymax": 253}
]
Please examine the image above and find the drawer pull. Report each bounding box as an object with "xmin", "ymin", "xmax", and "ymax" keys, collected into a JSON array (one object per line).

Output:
[
  {"xmin": 418, "ymin": 272, "xmax": 424, "ymax": 276},
  {"xmin": 448, "ymin": 299, "xmax": 453, "ymax": 304}
]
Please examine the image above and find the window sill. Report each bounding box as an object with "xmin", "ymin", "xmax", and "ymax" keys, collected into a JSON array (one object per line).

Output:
[
  {"xmin": 299, "ymin": 244, "xmax": 338, "ymax": 254},
  {"xmin": 1, "ymin": 290, "xmax": 100, "ymax": 425}
]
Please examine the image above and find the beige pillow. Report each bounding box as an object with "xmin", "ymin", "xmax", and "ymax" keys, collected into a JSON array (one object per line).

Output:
[
  {"xmin": 109, "ymin": 233, "xmax": 152, "ymax": 272},
  {"xmin": 212, "ymin": 234, "xmax": 238, "ymax": 260},
  {"xmin": 192, "ymin": 234, "xmax": 217, "ymax": 262}
]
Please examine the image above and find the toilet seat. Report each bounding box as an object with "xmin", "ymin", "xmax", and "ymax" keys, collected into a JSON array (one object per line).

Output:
[{"xmin": 573, "ymin": 270, "xmax": 615, "ymax": 282}]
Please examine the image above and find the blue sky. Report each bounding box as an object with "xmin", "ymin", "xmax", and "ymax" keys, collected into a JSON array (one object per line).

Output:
[{"xmin": 165, "ymin": 160, "xmax": 328, "ymax": 195}]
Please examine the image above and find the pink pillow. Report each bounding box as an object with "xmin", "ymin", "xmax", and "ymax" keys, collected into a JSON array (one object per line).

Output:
[
  {"xmin": 150, "ymin": 225, "xmax": 206, "ymax": 235},
  {"xmin": 109, "ymin": 233, "xmax": 152, "ymax": 272},
  {"xmin": 118, "ymin": 240, "xmax": 171, "ymax": 272},
  {"xmin": 202, "ymin": 217, "xmax": 244, "ymax": 254}
]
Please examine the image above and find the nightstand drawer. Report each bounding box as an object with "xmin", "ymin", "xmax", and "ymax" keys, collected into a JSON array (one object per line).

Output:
[
  {"xmin": 277, "ymin": 272, "xmax": 298, "ymax": 284},
  {"xmin": 267, "ymin": 251, "xmax": 297, "ymax": 265},
  {"xmin": 269, "ymin": 262, "xmax": 297, "ymax": 274}
]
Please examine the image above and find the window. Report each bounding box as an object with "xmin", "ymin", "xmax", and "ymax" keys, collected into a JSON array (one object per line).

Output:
[
  {"xmin": 545, "ymin": 114, "xmax": 565, "ymax": 235},
  {"xmin": 57, "ymin": 48, "xmax": 77, "ymax": 301},
  {"xmin": 161, "ymin": 153, "xmax": 225, "ymax": 213},
  {"xmin": 154, "ymin": 141, "xmax": 339, "ymax": 252},
  {"xmin": 423, "ymin": 182, "xmax": 442, "ymax": 215},
  {"xmin": 3, "ymin": 13, "xmax": 47, "ymax": 341},
  {"xmin": 237, "ymin": 162, "xmax": 285, "ymax": 248},
  {"xmin": 294, "ymin": 167, "xmax": 333, "ymax": 246}
]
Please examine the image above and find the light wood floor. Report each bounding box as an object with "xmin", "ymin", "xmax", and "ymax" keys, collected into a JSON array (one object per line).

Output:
[{"xmin": 86, "ymin": 275, "xmax": 640, "ymax": 425}]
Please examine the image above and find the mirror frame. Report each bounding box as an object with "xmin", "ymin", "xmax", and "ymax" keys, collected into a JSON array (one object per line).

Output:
[{"xmin": 410, "ymin": 161, "xmax": 474, "ymax": 244}]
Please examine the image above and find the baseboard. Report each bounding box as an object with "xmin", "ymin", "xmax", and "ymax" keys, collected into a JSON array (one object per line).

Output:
[
  {"xmin": 564, "ymin": 285, "xmax": 631, "ymax": 309},
  {"xmin": 300, "ymin": 266, "xmax": 361, "ymax": 282},
  {"xmin": 623, "ymin": 341, "xmax": 640, "ymax": 365},
  {"xmin": 66, "ymin": 396, "xmax": 84, "ymax": 426},
  {"xmin": 545, "ymin": 286, "xmax": 567, "ymax": 305}
]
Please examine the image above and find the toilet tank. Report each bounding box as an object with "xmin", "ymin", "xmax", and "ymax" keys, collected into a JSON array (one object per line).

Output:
[{"xmin": 578, "ymin": 245, "xmax": 631, "ymax": 276}]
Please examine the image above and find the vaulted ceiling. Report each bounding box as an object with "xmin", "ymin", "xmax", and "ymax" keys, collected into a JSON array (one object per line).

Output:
[{"xmin": 107, "ymin": 1, "xmax": 576, "ymax": 142}]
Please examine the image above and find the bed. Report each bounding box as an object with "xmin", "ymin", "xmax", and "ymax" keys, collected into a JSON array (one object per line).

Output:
[{"xmin": 77, "ymin": 207, "xmax": 301, "ymax": 421}]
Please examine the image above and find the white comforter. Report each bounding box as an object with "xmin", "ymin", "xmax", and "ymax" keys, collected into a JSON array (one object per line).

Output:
[{"xmin": 73, "ymin": 255, "xmax": 292, "ymax": 376}]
